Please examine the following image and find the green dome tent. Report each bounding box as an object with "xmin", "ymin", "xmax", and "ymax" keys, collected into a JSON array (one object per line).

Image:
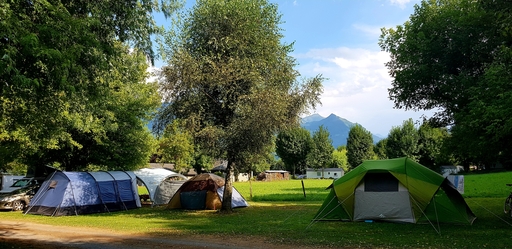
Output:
[{"xmin": 313, "ymin": 157, "xmax": 476, "ymax": 225}]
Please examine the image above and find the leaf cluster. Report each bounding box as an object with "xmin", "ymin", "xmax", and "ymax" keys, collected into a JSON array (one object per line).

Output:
[
  {"xmin": 379, "ymin": 0, "xmax": 512, "ymax": 167},
  {"xmin": 156, "ymin": 0, "xmax": 324, "ymax": 171},
  {"xmin": 0, "ymin": 1, "xmax": 176, "ymax": 171},
  {"xmin": 346, "ymin": 124, "xmax": 374, "ymax": 169}
]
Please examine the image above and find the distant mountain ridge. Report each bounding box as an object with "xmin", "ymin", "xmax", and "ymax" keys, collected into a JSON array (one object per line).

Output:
[{"xmin": 301, "ymin": 114, "xmax": 382, "ymax": 148}]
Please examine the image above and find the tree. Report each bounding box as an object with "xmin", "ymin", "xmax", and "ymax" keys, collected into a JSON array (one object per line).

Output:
[
  {"xmin": 16, "ymin": 43, "xmax": 160, "ymax": 172},
  {"xmin": 237, "ymin": 142, "xmax": 276, "ymax": 178},
  {"xmin": 379, "ymin": 0, "xmax": 512, "ymax": 167},
  {"xmin": 0, "ymin": 1, "xmax": 179, "ymax": 172},
  {"xmin": 275, "ymin": 127, "xmax": 313, "ymax": 176},
  {"xmin": 373, "ymin": 138, "xmax": 388, "ymax": 160},
  {"xmin": 346, "ymin": 124, "xmax": 374, "ymax": 169},
  {"xmin": 331, "ymin": 147, "xmax": 349, "ymax": 173},
  {"xmin": 156, "ymin": 0, "xmax": 323, "ymax": 212},
  {"xmin": 386, "ymin": 119, "xmax": 419, "ymax": 160},
  {"xmin": 417, "ymin": 122, "xmax": 450, "ymax": 170},
  {"xmin": 307, "ymin": 126, "xmax": 334, "ymax": 178},
  {"xmin": 158, "ymin": 119, "xmax": 195, "ymax": 173},
  {"xmin": 191, "ymin": 153, "xmax": 214, "ymax": 175}
]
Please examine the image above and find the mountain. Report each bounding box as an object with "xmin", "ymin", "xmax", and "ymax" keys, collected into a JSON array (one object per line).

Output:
[
  {"xmin": 300, "ymin": 113, "xmax": 325, "ymax": 123},
  {"xmin": 301, "ymin": 114, "xmax": 383, "ymax": 148}
]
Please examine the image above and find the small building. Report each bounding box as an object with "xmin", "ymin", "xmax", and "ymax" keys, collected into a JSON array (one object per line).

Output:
[
  {"xmin": 306, "ymin": 168, "xmax": 344, "ymax": 179},
  {"xmin": 257, "ymin": 170, "xmax": 290, "ymax": 181}
]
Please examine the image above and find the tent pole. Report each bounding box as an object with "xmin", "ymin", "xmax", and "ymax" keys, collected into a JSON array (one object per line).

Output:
[
  {"xmin": 432, "ymin": 194, "xmax": 441, "ymax": 234},
  {"xmin": 68, "ymin": 180, "xmax": 79, "ymax": 216},
  {"xmin": 116, "ymin": 172, "xmax": 130, "ymax": 210},
  {"xmin": 308, "ymin": 191, "xmax": 354, "ymax": 229},
  {"xmin": 104, "ymin": 171, "xmax": 128, "ymax": 211},
  {"xmin": 409, "ymin": 194, "xmax": 441, "ymax": 235},
  {"xmin": 24, "ymin": 170, "xmax": 58, "ymax": 215}
]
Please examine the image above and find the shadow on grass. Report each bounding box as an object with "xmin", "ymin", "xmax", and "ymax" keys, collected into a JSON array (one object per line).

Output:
[{"xmin": 78, "ymin": 198, "xmax": 512, "ymax": 248}]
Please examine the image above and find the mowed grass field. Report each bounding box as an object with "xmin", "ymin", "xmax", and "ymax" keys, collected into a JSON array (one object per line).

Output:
[{"xmin": 2, "ymin": 171, "xmax": 512, "ymax": 248}]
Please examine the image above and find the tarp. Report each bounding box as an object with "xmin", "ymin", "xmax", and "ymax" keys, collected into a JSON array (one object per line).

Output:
[
  {"xmin": 167, "ymin": 173, "xmax": 248, "ymax": 210},
  {"xmin": 25, "ymin": 171, "xmax": 140, "ymax": 216},
  {"xmin": 313, "ymin": 157, "xmax": 476, "ymax": 225},
  {"xmin": 133, "ymin": 168, "xmax": 187, "ymax": 205}
]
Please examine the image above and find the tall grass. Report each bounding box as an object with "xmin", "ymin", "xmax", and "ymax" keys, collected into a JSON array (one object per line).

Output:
[{"xmin": 2, "ymin": 172, "xmax": 512, "ymax": 248}]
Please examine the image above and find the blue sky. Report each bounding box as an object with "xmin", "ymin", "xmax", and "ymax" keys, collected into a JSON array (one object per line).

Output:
[{"xmin": 154, "ymin": 0, "xmax": 435, "ymax": 136}]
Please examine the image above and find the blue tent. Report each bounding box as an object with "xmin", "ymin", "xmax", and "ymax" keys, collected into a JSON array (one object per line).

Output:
[{"xmin": 26, "ymin": 171, "xmax": 141, "ymax": 216}]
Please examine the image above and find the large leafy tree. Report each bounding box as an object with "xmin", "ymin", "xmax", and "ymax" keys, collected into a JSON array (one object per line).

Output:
[
  {"xmin": 0, "ymin": 1, "xmax": 180, "ymax": 172},
  {"xmin": 386, "ymin": 119, "xmax": 420, "ymax": 160},
  {"xmin": 275, "ymin": 127, "xmax": 313, "ymax": 176},
  {"xmin": 346, "ymin": 124, "xmax": 374, "ymax": 169},
  {"xmin": 379, "ymin": 0, "xmax": 512, "ymax": 167},
  {"xmin": 307, "ymin": 126, "xmax": 334, "ymax": 177},
  {"xmin": 331, "ymin": 146, "xmax": 349, "ymax": 173},
  {"xmin": 237, "ymin": 142, "xmax": 276, "ymax": 177},
  {"xmin": 373, "ymin": 138, "xmax": 388, "ymax": 160},
  {"xmin": 156, "ymin": 0, "xmax": 323, "ymax": 211},
  {"xmin": 158, "ymin": 119, "xmax": 195, "ymax": 172},
  {"xmin": 417, "ymin": 122, "xmax": 451, "ymax": 170}
]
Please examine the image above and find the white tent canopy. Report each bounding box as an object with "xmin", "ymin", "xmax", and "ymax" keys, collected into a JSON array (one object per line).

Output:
[{"xmin": 133, "ymin": 168, "xmax": 187, "ymax": 205}]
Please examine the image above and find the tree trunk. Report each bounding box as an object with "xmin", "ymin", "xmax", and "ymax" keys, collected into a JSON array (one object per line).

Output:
[{"xmin": 221, "ymin": 159, "xmax": 234, "ymax": 212}]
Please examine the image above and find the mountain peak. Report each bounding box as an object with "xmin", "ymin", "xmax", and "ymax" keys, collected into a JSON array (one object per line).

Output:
[
  {"xmin": 301, "ymin": 114, "xmax": 324, "ymax": 123},
  {"xmin": 301, "ymin": 114, "xmax": 382, "ymax": 147}
]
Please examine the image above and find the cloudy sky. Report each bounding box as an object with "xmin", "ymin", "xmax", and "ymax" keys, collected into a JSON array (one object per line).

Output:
[{"xmin": 155, "ymin": 0, "xmax": 435, "ymax": 136}]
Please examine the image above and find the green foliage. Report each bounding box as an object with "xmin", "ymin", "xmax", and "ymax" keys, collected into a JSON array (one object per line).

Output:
[
  {"xmin": 307, "ymin": 126, "xmax": 334, "ymax": 173},
  {"xmin": 158, "ymin": 119, "xmax": 194, "ymax": 172},
  {"xmin": 373, "ymin": 138, "xmax": 388, "ymax": 160},
  {"xmin": 192, "ymin": 153, "xmax": 215, "ymax": 174},
  {"xmin": 331, "ymin": 147, "xmax": 349, "ymax": 172},
  {"xmin": 0, "ymin": 1, "xmax": 178, "ymax": 171},
  {"xmin": 417, "ymin": 122, "xmax": 451, "ymax": 170},
  {"xmin": 1, "ymin": 161, "xmax": 28, "ymax": 175},
  {"xmin": 449, "ymin": 46, "xmax": 512, "ymax": 168},
  {"xmin": 275, "ymin": 127, "xmax": 312, "ymax": 175},
  {"xmin": 270, "ymin": 159, "xmax": 286, "ymax": 171},
  {"xmin": 379, "ymin": 0, "xmax": 512, "ymax": 167},
  {"xmin": 386, "ymin": 119, "xmax": 419, "ymax": 160},
  {"xmin": 346, "ymin": 124, "xmax": 374, "ymax": 168},
  {"xmin": 237, "ymin": 142, "xmax": 276, "ymax": 174},
  {"xmin": 156, "ymin": 0, "xmax": 324, "ymax": 210},
  {"xmin": 18, "ymin": 44, "xmax": 160, "ymax": 171}
]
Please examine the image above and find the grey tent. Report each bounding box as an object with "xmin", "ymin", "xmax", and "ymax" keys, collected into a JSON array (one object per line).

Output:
[{"xmin": 133, "ymin": 168, "xmax": 187, "ymax": 206}]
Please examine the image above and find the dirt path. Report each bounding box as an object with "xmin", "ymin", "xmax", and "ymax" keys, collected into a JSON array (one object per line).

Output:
[{"xmin": 0, "ymin": 220, "xmax": 324, "ymax": 249}]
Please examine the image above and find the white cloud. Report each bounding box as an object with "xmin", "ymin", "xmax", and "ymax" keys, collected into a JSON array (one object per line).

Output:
[
  {"xmin": 146, "ymin": 66, "xmax": 160, "ymax": 83},
  {"xmin": 295, "ymin": 47, "xmax": 435, "ymax": 136},
  {"xmin": 389, "ymin": 0, "xmax": 411, "ymax": 9},
  {"xmin": 352, "ymin": 24, "xmax": 383, "ymax": 38}
]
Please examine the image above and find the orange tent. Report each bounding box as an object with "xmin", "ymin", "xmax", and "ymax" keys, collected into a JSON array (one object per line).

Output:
[{"xmin": 167, "ymin": 173, "xmax": 248, "ymax": 210}]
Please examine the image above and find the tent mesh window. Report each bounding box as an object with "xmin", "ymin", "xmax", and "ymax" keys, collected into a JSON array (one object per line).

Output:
[{"xmin": 364, "ymin": 173, "xmax": 398, "ymax": 192}]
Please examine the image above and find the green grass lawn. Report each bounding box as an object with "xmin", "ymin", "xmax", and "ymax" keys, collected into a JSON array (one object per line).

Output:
[{"xmin": 2, "ymin": 172, "xmax": 512, "ymax": 248}]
